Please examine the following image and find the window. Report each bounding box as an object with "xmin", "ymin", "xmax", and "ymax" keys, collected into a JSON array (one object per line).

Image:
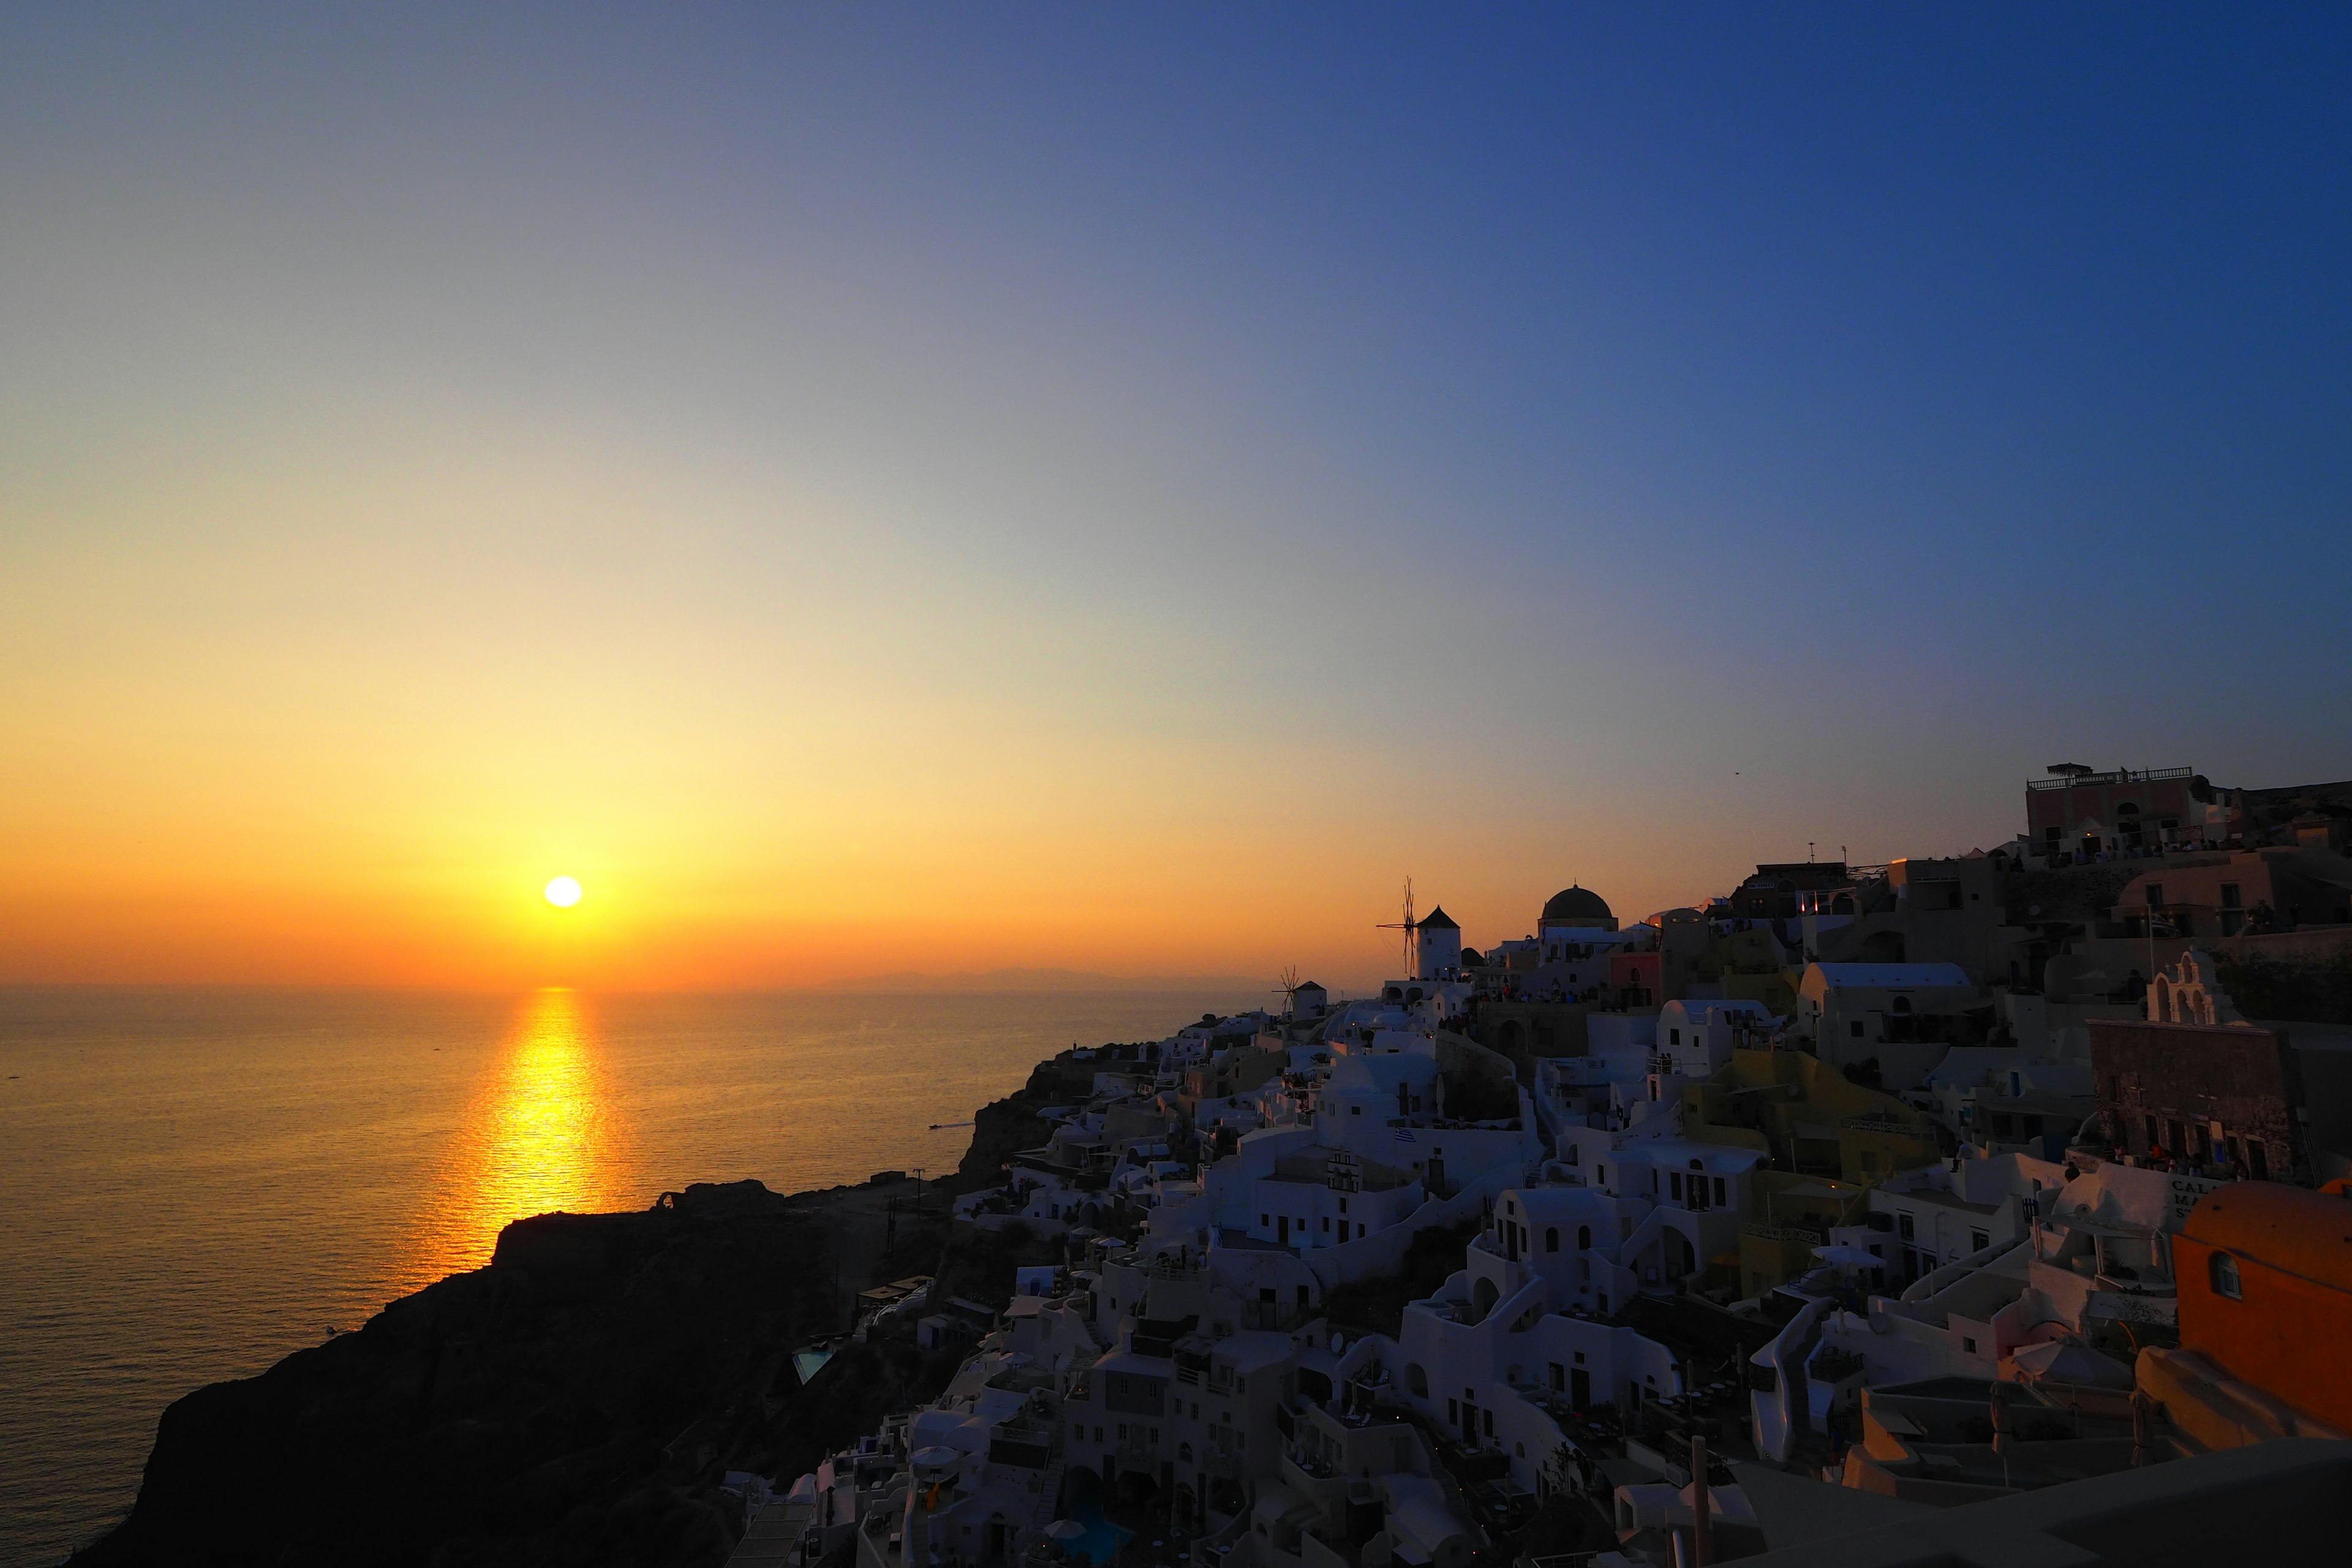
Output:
[
  {"xmin": 1546, "ymin": 1226, "xmax": 1559, "ymax": 1252},
  {"xmin": 1671, "ymin": 1173, "xmax": 1684, "ymax": 1200},
  {"xmin": 1408, "ymin": 1363, "xmax": 1429, "ymax": 1396},
  {"xmin": 1550, "ymin": 1363, "xmax": 1564, "ymax": 1391},
  {"xmin": 2211, "ymin": 1253, "xmax": 2243, "ymax": 1300},
  {"xmin": 1321, "ymin": 1216, "xmax": 1330, "ymax": 1232},
  {"xmin": 1851, "ymin": 1020, "xmax": 1866, "ymax": 1038},
  {"xmin": 1962, "ymin": 1338, "xmax": 1977, "ymax": 1354},
  {"xmin": 1891, "ymin": 996, "xmax": 1912, "ymax": 1015},
  {"xmin": 2146, "ymin": 883, "xmax": 2164, "ymax": 907},
  {"xmin": 1447, "ymin": 1398, "xmax": 1458, "ymax": 1423},
  {"xmin": 1578, "ymin": 1224, "xmax": 1592, "ymax": 1250},
  {"xmin": 1713, "ymin": 1177, "xmax": 1727, "ymax": 1207},
  {"xmin": 1573, "ymin": 1351, "xmax": 1585, "ymax": 1365},
  {"xmin": 1971, "ymin": 1231, "xmax": 1989, "ymax": 1252},
  {"xmin": 1898, "ymin": 1213, "xmax": 1915, "ymax": 1241},
  {"xmin": 2222, "ymin": 883, "xmax": 2242, "ymax": 908},
  {"xmin": 1669, "ymin": 1028, "xmax": 1681, "ymax": 1045},
  {"xmin": 1357, "ymin": 1223, "xmax": 1366, "ymax": 1238},
  {"xmin": 1260, "ymin": 1213, "xmax": 1270, "ymax": 1227}
]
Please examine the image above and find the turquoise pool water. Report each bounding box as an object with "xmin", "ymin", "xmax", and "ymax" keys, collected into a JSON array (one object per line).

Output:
[{"xmin": 1066, "ymin": 1493, "xmax": 1134, "ymax": 1564}]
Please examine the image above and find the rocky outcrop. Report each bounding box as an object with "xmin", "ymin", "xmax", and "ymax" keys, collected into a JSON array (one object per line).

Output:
[
  {"xmin": 946, "ymin": 1090, "xmax": 1054, "ymax": 1194},
  {"xmin": 73, "ymin": 1182, "xmax": 841, "ymax": 1568}
]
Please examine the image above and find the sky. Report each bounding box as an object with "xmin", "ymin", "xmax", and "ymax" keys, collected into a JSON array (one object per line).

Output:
[{"xmin": 3, "ymin": 6, "xmax": 2348, "ymax": 991}]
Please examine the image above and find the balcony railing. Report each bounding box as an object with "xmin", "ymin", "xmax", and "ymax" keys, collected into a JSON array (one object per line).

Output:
[{"xmin": 2028, "ymin": 766, "xmax": 2194, "ymax": 791}]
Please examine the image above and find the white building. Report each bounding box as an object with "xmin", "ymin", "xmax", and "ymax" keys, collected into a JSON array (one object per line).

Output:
[{"xmin": 1795, "ymin": 961, "xmax": 1978, "ymax": 1088}]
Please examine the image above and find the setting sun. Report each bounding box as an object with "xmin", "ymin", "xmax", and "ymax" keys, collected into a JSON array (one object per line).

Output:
[{"xmin": 543, "ymin": 876, "xmax": 582, "ymax": 909}]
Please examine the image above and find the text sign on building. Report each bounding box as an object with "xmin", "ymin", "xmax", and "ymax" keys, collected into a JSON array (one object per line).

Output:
[{"xmin": 2168, "ymin": 1174, "xmax": 2228, "ymax": 1227}]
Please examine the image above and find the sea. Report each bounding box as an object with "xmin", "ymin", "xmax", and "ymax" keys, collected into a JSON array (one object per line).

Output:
[{"xmin": 0, "ymin": 986, "xmax": 1245, "ymax": 1567}]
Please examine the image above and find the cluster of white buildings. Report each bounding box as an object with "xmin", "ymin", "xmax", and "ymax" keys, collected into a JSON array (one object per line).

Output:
[
  {"xmin": 777, "ymin": 888, "xmax": 1769, "ymax": 1568},
  {"xmin": 744, "ymin": 844, "xmax": 2344, "ymax": 1568}
]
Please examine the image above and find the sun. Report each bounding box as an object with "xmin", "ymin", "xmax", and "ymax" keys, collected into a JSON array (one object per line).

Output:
[{"xmin": 543, "ymin": 875, "xmax": 583, "ymax": 909}]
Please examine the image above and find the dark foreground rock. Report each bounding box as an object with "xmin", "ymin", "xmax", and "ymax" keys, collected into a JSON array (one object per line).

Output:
[
  {"xmin": 74, "ymin": 1180, "xmax": 844, "ymax": 1568},
  {"xmin": 75, "ymin": 1046, "xmax": 1115, "ymax": 1568}
]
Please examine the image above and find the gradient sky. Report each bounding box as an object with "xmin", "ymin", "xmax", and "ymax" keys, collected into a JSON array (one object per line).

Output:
[{"xmin": 4, "ymin": 6, "xmax": 2348, "ymax": 990}]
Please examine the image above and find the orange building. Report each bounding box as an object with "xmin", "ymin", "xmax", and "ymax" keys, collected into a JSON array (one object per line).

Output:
[{"xmin": 2162, "ymin": 1183, "xmax": 2352, "ymax": 1444}]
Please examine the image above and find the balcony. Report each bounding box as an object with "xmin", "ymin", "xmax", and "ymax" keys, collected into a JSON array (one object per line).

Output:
[{"xmin": 2028, "ymin": 766, "xmax": 2193, "ymax": 791}]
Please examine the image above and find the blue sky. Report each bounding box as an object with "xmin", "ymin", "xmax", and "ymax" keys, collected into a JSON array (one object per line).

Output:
[{"xmin": 4, "ymin": 6, "xmax": 2348, "ymax": 982}]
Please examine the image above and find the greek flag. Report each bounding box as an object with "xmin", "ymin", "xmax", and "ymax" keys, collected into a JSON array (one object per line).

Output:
[{"xmin": 1394, "ymin": 1128, "xmax": 1415, "ymax": 1144}]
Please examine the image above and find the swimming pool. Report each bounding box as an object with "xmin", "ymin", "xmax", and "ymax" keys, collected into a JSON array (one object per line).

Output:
[{"xmin": 1064, "ymin": 1492, "xmax": 1134, "ymax": 1564}]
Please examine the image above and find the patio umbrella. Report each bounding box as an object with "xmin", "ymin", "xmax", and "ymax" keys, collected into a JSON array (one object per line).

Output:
[
  {"xmin": 1045, "ymin": 1521, "xmax": 1088, "ymax": 1542},
  {"xmin": 1811, "ymin": 1244, "xmax": 1885, "ymax": 1269}
]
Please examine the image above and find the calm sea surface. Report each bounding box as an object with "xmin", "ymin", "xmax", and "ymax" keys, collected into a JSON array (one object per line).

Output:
[{"xmin": 0, "ymin": 986, "xmax": 1241, "ymax": 1566}]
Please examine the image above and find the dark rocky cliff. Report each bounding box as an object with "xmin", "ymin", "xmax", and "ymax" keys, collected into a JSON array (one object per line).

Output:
[
  {"xmin": 73, "ymin": 1181, "xmax": 841, "ymax": 1568},
  {"xmin": 75, "ymin": 1050, "xmax": 1095, "ymax": 1567}
]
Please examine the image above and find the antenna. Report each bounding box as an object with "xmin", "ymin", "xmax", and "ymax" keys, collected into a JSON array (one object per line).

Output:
[{"xmin": 1374, "ymin": 876, "xmax": 1417, "ymax": 978}]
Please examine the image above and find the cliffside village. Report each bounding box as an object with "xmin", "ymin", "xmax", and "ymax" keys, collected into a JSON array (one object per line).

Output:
[{"xmin": 736, "ymin": 766, "xmax": 2352, "ymax": 1568}]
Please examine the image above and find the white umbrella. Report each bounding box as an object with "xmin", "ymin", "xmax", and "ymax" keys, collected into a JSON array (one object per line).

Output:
[
  {"xmin": 1045, "ymin": 1521, "xmax": 1089, "ymax": 1542},
  {"xmin": 1812, "ymin": 1243, "xmax": 1884, "ymax": 1269}
]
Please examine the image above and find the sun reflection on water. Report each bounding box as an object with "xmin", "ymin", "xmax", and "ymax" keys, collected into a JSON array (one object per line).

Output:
[{"xmin": 391, "ymin": 989, "xmax": 634, "ymax": 1295}]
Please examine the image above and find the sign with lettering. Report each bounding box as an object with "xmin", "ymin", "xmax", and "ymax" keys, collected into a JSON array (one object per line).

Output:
[{"xmin": 2168, "ymin": 1173, "xmax": 2228, "ymax": 1228}]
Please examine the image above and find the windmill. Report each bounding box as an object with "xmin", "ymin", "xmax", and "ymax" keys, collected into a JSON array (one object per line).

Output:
[
  {"xmin": 1271, "ymin": 964, "xmax": 1303, "ymax": 1018},
  {"xmin": 1375, "ymin": 876, "xmax": 1417, "ymax": 979}
]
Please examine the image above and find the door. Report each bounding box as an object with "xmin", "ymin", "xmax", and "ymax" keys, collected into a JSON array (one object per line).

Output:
[
  {"xmin": 1461, "ymin": 1400, "xmax": 1479, "ymax": 1445},
  {"xmin": 1278, "ymin": 1215, "xmax": 1289, "ymax": 1244},
  {"xmin": 1571, "ymin": 1368, "xmax": 1591, "ymax": 1410}
]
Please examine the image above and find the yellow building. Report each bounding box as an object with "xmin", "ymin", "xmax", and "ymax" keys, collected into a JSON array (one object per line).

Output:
[{"xmin": 1682, "ymin": 1047, "xmax": 1943, "ymax": 1294}]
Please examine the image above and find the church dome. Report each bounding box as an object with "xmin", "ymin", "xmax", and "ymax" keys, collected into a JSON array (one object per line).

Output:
[{"xmin": 1540, "ymin": 885, "xmax": 1613, "ymax": 925}]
